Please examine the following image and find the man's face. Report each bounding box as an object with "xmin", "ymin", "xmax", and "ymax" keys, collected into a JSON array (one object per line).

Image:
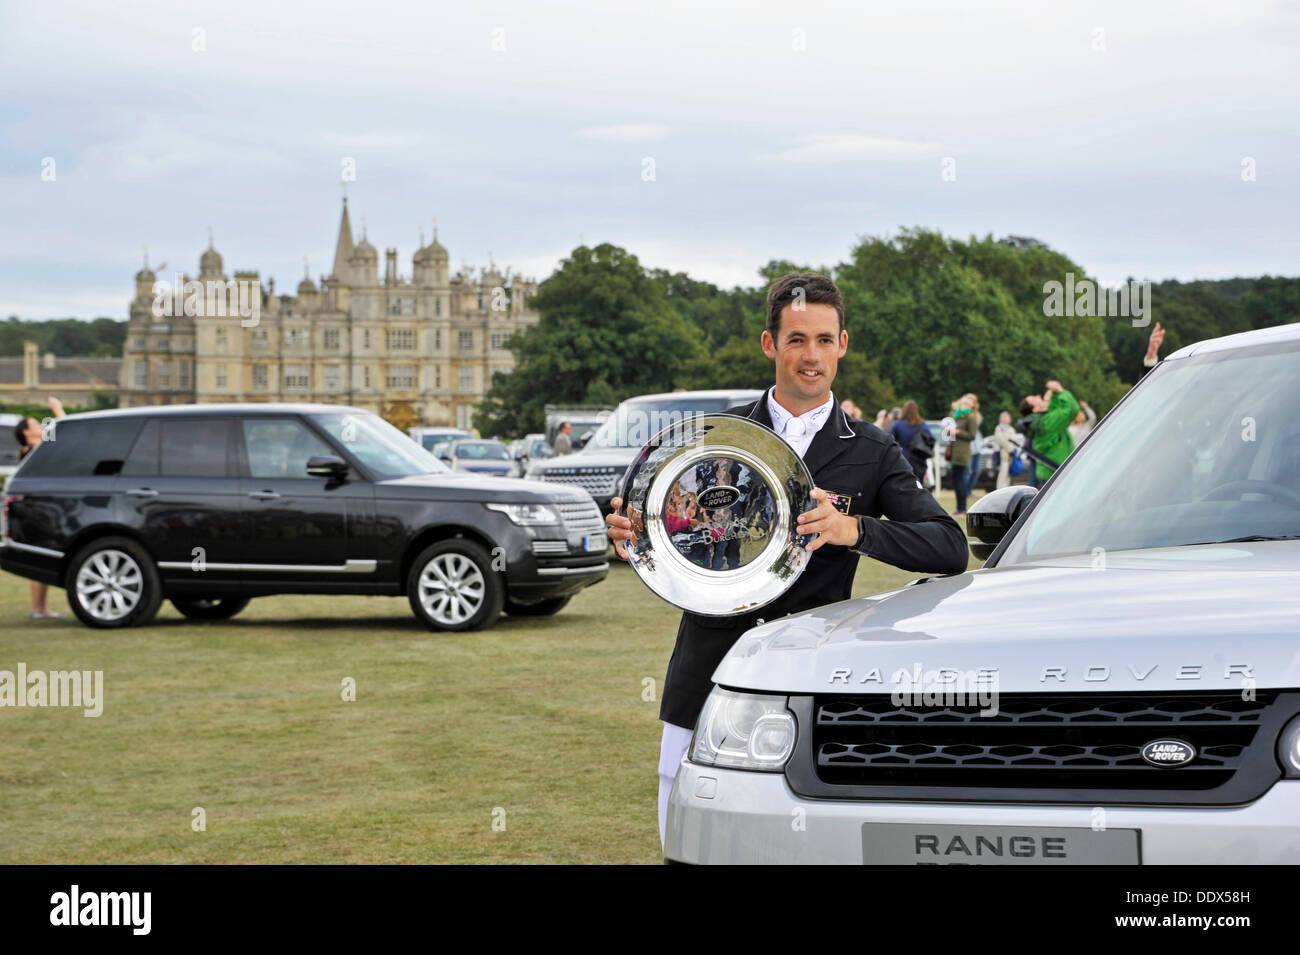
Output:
[
  {"xmin": 561, "ymin": 423, "xmax": 571, "ymax": 434},
  {"xmin": 22, "ymin": 417, "xmax": 43, "ymax": 445},
  {"xmin": 1025, "ymin": 395, "xmax": 1047, "ymax": 414},
  {"xmin": 761, "ymin": 303, "xmax": 847, "ymax": 407}
]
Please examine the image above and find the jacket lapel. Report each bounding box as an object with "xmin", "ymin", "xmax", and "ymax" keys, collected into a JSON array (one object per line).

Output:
[{"xmin": 802, "ymin": 401, "xmax": 855, "ymax": 477}]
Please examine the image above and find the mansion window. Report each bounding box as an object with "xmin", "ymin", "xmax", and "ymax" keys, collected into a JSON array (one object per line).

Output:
[
  {"xmin": 458, "ymin": 330, "xmax": 474, "ymax": 352},
  {"xmin": 158, "ymin": 360, "xmax": 170, "ymax": 389},
  {"xmin": 324, "ymin": 365, "xmax": 341, "ymax": 391},
  {"xmin": 252, "ymin": 328, "xmax": 268, "ymax": 350},
  {"xmin": 215, "ymin": 328, "xmax": 228, "ymax": 352},
  {"xmin": 387, "ymin": 365, "xmax": 415, "ymax": 390},
  {"xmin": 490, "ymin": 331, "xmax": 505, "ymax": 350},
  {"xmin": 252, "ymin": 365, "xmax": 268, "ymax": 390},
  {"xmin": 386, "ymin": 328, "xmax": 415, "ymax": 351},
  {"xmin": 435, "ymin": 329, "xmax": 442, "ymax": 350},
  {"xmin": 284, "ymin": 365, "xmax": 310, "ymax": 391},
  {"xmin": 388, "ymin": 297, "xmax": 415, "ymax": 316},
  {"xmin": 215, "ymin": 364, "xmax": 228, "ymax": 389},
  {"xmin": 323, "ymin": 328, "xmax": 340, "ymax": 350},
  {"xmin": 458, "ymin": 367, "xmax": 473, "ymax": 393},
  {"xmin": 284, "ymin": 328, "xmax": 309, "ymax": 349},
  {"xmin": 179, "ymin": 360, "xmax": 192, "ymax": 390},
  {"xmin": 134, "ymin": 361, "xmax": 147, "ymax": 388}
]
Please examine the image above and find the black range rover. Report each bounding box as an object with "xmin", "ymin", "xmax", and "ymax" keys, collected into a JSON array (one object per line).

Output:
[{"xmin": 0, "ymin": 404, "xmax": 608, "ymax": 630}]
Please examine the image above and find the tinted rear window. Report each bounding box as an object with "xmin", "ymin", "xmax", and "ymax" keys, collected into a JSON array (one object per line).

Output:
[
  {"xmin": 119, "ymin": 417, "xmax": 234, "ymax": 478},
  {"xmin": 18, "ymin": 418, "xmax": 145, "ymax": 478}
]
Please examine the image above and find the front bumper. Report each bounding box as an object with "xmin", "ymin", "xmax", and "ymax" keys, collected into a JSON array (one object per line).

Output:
[{"xmin": 665, "ymin": 761, "xmax": 1300, "ymax": 864}]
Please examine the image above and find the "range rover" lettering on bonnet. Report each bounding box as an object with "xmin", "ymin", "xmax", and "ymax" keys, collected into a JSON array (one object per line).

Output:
[{"xmin": 1038, "ymin": 664, "xmax": 1253, "ymax": 682}]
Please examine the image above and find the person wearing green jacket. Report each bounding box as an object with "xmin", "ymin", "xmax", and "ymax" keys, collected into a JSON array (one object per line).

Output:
[{"xmin": 1018, "ymin": 380, "xmax": 1080, "ymax": 485}]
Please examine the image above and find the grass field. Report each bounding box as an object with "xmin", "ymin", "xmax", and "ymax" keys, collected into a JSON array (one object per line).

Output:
[{"xmin": 0, "ymin": 492, "xmax": 981, "ymax": 864}]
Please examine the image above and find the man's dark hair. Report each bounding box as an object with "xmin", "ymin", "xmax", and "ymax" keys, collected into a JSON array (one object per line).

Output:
[
  {"xmin": 1019, "ymin": 398, "xmax": 1035, "ymax": 417},
  {"xmin": 765, "ymin": 272, "xmax": 844, "ymax": 338}
]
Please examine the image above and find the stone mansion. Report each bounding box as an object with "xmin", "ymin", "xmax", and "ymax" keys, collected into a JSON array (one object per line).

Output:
[{"xmin": 118, "ymin": 199, "xmax": 540, "ymax": 429}]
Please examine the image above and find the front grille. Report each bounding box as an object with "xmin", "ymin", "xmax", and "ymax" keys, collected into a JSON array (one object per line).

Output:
[
  {"xmin": 557, "ymin": 498, "xmax": 603, "ymax": 533},
  {"xmin": 783, "ymin": 691, "xmax": 1294, "ymax": 806},
  {"xmin": 540, "ymin": 466, "xmax": 620, "ymax": 498}
]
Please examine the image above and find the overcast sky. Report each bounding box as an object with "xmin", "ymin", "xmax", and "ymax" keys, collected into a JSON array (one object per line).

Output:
[{"xmin": 2, "ymin": 0, "xmax": 1297, "ymax": 319}]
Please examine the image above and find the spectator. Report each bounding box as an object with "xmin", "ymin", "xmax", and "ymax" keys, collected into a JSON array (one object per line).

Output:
[
  {"xmin": 12, "ymin": 396, "xmax": 66, "ymax": 619},
  {"xmin": 948, "ymin": 395, "xmax": 977, "ymax": 515},
  {"xmin": 1018, "ymin": 380, "xmax": 1080, "ymax": 487},
  {"xmin": 961, "ymin": 393, "xmax": 983, "ymax": 503},
  {"xmin": 890, "ymin": 400, "xmax": 931, "ymax": 485},
  {"xmin": 1068, "ymin": 401, "xmax": 1097, "ymax": 446},
  {"xmin": 993, "ymin": 411, "xmax": 1021, "ymax": 489},
  {"xmin": 553, "ymin": 421, "xmax": 573, "ymax": 456},
  {"xmin": 839, "ymin": 399, "xmax": 858, "ymax": 420},
  {"xmin": 873, "ymin": 409, "xmax": 891, "ymax": 431}
]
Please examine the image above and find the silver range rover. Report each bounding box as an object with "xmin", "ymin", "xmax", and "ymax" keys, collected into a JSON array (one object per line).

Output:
[{"xmin": 666, "ymin": 321, "xmax": 1300, "ymax": 865}]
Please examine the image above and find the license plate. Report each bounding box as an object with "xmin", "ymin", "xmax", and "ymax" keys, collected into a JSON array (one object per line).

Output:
[
  {"xmin": 862, "ymin": 823, "xmax": 1139, "ymax": 865},
  {"xmin": 582, "ymin": 535, "xmax": 606, "ymax": 553}
]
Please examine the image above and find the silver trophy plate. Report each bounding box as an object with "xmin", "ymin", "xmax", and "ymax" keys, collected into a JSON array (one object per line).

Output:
[{"xmin": 617, "ymin": 413, "xmax": 815, "ymax": 616}]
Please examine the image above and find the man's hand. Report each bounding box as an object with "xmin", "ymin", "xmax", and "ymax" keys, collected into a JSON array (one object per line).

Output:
[
  {"xmin": 606, "ymin": 496, "xmax": 636, "ymax": 561},
  {"xmin": 797, "ymin": 489, "xmax": 860, "ymax": 553},
  {"xmin": 1045, "ymin": 380, "xmax": 1063, "ymax": 394},
  {"xmin": 47, "ymin": 396, "xmax": 65, "ymax": 418}
]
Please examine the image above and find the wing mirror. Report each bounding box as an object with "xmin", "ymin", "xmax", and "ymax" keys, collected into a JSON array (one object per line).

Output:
[
  {"xmin": 306, "ymin": 455, "xmax": 349, "ymax": 480},
  {"xmin": 966, "ymin": 485, "xmax": 1036, "ymax": 560}
]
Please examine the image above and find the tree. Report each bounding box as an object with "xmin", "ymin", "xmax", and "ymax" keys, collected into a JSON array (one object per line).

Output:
[{"xmin": 475, "ymin": 244, "xmax": 704, "ymax": 436}]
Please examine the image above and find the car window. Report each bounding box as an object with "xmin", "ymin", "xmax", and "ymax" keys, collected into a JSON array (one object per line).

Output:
[
  {"xmin": 311, "ymin": 412, "xmax": 449, "ymax": 480},
  {"xmin": 242, "ymin": 418, "xmax": 337, "ymax": 479},
  {"xmin": 18, "ymin": 417, "xmax": 144, "ymax": 478},
  {"xmin": 454, "ymin": 441, "xmax": 510, "ymax": 460},
  {"xmin": 121, "ymin": 419, "xmax": 160, "ymax": 476},
  {"xmin": 162, "ymin": 418, "xmax": 233, "ymax": 478},
  {"xmin": 587, "ymin": 395, "xmax": 758, "ymax": 449},
  {"xmin": 1002, "ymin": 342, "xmax": 1300, "ymax": 561}
]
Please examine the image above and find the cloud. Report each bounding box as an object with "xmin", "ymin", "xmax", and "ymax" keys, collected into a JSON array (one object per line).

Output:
[
  {"xmin": 760, "ymin": 133, "xmax": 960, "ymax": 165},
  {"xmin": 576, "ymin": 124, "xmax": 668, "ymax": 143}
]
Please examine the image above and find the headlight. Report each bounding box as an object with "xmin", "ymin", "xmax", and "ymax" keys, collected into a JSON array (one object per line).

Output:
[
  {"xmin": 484, "ymin": 502, "xmax": 559, "ymax": 526},
  {"xmin": 690, "ymin": 688, "xmax": 795, "ymax": 771},
  {"xmin": 1278, "ymin": 714, "xmax": 1300, "ymax": 776}
]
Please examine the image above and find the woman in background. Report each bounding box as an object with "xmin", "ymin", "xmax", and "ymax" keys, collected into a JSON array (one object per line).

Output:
[
  {"xmin": 11, "ymin": 396, "xmax": 66, "ymax": 619},
  {"xmin": 890, "ymin": 400, "xmax": 930, "ymax": 485}
]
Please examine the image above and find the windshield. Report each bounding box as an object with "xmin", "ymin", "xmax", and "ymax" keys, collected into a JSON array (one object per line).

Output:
[
  {"xmin": 420, "ymin": 433, "xmax": 463, "ymax": 451},
  {"xmin": 1001, "ymin": 340, "xmax": 1300, "ymax": 562},
  {"xmin": 311, "ymin": 413, "xmax": 450, "ymax": 480},
  {"xmin": 587, "ymin": 396, "xmax": 757, "ymax": 449},
  {"xmin": 454, "ymin": 441, "xmax": 510, "ymax": 461}
]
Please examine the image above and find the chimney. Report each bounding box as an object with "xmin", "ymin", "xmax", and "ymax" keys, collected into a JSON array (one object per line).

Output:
[{"xmin": 385, "ymin": 248, "xmax": 398, "ymax": 285}]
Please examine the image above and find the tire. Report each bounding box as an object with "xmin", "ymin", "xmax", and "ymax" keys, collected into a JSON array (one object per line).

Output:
[
  {"xmin": 171, "ymin": 596, "xmax": 251, "ymax": 620},
  {"xmin": 504, "ymin": 595, "xmax": 572, "ymax": 617},
  {"xmin": 406, "ymin": 538, "xmax": 504, "ymax": 632},
  {"xmin": 65, "ymin": 536, "xmax": 163, "ymax": 629}
]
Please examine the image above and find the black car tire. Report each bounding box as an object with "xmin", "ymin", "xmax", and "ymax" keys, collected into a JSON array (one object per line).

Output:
[
  {"xmin": 65, "ymin": 536, "xmax": 163, "ymax": 629},
  {"xmin": 504, "ymin": 595, "xmax": 572, "ymax": 617},
  {"xmin": 406, "ymin": 538, "xmax": 504, "ymax": 632},
  {"xmin": 171, "ymin": 596, "xmax": 252, "ymax": 620}
]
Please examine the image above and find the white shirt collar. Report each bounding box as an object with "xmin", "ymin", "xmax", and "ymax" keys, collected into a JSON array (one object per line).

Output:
[{"xmin": 766, "ymin": 388, "xmax": 834, "ymax": 449}]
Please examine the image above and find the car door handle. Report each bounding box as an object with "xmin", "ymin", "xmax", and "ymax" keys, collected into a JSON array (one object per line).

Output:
[
  {"xmin": 125, "ymin": 488, "xmax": 158, "ymax": 498},
  {"xmin": 248, "ymin": 490, "xmax": 281, "ymax": 500}
]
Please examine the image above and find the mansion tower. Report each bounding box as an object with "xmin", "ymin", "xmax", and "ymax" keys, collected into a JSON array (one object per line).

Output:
[{"xmin": 119, "ymin": 199, "xmax": 539, "ymax": 429}]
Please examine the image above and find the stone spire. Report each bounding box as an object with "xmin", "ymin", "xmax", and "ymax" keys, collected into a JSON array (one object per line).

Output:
[{"xmin": 331, "ymin": 197, "xmax": 355, "ymax": 284}]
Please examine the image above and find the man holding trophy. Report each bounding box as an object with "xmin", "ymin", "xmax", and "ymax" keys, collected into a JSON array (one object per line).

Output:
[{"xmin": 605, "ymin": 272, "xmax": 969, "ymax": 846}]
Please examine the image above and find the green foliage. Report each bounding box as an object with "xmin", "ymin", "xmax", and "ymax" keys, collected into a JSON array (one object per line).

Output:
[
  {"xmin": 836, "ymin": 229, "xmax": 1129, "ymax": 420},
  {"xmin": 0, "ymin": 317, "xmax": 126, "ymax": 357},
  {"xmin": 475, "ymin": 244, "xmax": 705, "ymax": 436}
]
